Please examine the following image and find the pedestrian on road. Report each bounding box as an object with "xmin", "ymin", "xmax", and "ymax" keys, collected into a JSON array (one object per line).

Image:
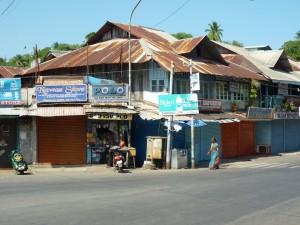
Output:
[{"xmin": 207, "ymin": 137, "xmax": 220, "ymax": 170}]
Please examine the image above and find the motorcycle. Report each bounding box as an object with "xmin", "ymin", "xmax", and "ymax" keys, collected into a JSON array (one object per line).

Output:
[
  {"xmin": 113, "ymin": 152, "xmax": 125, "ymax": 173},
  {"xmin": 9, "ymin": 149, "xmax": 28, "ymax": 175}
]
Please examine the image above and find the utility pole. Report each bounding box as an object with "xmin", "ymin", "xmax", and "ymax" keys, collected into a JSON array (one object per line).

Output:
[
  {"xmin": 128, "ymin": 0, "xmax": 141, "ymax": 106},
  {"xmin": 189, "ymin": 59, "xmax": 195, "ymax": 169},
  {"xmin": 166, "ymin": 61, "xmax": 174, "ymax": 169},
  {"xmin": 184, "ymin": 59, "xmax": 195, "ymax": 169}
]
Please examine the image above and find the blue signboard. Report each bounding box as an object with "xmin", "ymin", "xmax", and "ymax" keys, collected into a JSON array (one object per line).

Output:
[
  {"xmin": 36, "ymin": 84, "xmax": 87, "ymax": 103},
  {"xmin": 158, "ymin": 94, "xmax": 199, "ymax": 115},
  {"xmin": 0, "ymin": 78, "xmax": 22, "ymax": 105},
  {"xmin": 89, "ymin": 84, "xmax": 128, "ymax": 102}
]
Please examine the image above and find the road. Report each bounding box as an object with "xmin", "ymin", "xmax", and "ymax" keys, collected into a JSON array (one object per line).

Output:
[{"xmin": 1, "ymin": 154, "xmax": 300, "ymax": 225}]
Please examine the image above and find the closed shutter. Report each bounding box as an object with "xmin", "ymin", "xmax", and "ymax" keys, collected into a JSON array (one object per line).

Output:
[
  {"xmin": 239, "ymin": 121, "xmax": 255, "ymax": 156},
  {"xmin": 221, "ymin": 123, "xmax": 239, "ymax": 158},
  {"xmin": 37, "ymin": 116, "xmax": 86, "ymax": 165}
]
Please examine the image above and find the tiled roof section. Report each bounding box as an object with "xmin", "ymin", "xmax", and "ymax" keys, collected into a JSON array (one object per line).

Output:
[{"xmin": 0, "ymin": 66, "xmax": 25, "ymax": 78}]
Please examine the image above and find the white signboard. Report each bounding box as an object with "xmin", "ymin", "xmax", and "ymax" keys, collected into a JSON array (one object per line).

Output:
[{"xmin": 190, "ymin": 73, "xmax": 200, "ymax": 91}]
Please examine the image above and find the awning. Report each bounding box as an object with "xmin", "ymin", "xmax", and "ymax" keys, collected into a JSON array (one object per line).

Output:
[{"xmin": 36, "ymin": 106, "xmax": 85, "ymax": 117}]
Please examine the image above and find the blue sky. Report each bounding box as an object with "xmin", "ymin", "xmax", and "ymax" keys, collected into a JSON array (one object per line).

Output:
[{"xmin": 1, "ymin": 0, "xmax": 299, "ymax": 60}]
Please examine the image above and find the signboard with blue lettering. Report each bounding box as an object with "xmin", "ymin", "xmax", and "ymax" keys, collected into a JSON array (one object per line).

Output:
[
  {"xmin": 89, "ymin": 84, "xmax": 128, "ymax": 102},
  {"xmin": 0, "ymin": 78, "xmax": 22, "ymax": 105},
  {"xmin": 36, "ymin": 85, "xmax": 87, "ymax": 103},
  {"xmin": 158, "ymin": 94, "xmax": 199, "ymax": 115}
]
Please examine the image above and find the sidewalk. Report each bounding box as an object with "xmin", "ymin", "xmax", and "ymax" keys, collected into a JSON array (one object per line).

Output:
[{"xmin": 1, "ymin": 151, "xmax": 299, "ymax": 174}]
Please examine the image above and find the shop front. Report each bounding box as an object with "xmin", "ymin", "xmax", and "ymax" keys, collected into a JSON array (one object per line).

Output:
[{"xmin": 86, "ymin": 111, "xmax": 134, "ymax": 165}]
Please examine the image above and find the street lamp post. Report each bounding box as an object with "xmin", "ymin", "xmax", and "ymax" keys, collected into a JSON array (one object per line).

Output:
[{"xmin": 128, "ymin": 0, "xmax": 142, "ymax": 106}]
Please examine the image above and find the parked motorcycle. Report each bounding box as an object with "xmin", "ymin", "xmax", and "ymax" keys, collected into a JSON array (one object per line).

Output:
[
  {"xmin": 9, "ymin": 149, "xmax": 28, "ymax": 175},
  {"xmin": 113, "ymin": 152, "xmax": 125, "ymax": 173}
]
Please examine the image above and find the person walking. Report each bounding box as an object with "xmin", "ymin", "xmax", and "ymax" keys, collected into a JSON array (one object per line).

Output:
[{"xmin": 207, "ymin": 137, "xmax": 220, "ymax": 170}]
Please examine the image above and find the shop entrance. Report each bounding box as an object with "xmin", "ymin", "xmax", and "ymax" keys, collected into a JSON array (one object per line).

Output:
[{"xmin": 86, "ymin": 114, "xmax": 130, "ymax": 164}]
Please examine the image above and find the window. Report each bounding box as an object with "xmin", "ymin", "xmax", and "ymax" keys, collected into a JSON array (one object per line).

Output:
[
  {"xmin": 215, "ymin": 82, "xmax": 228, "ymax": 100},
  {"xmin": 232, "ymin": 84, "xmax": 249, "ymax": 101},
  {"xmin": 175, "ymin": 79, "xmax": 189, "ymax": 94},
  {"xmin": 151, "ymin": 79, "xmax": 165, "ymax": 92}
]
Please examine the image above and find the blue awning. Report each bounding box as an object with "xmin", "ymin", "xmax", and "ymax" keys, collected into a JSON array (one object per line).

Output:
[
  {"xmin": 85, "ymin": 76, "xmax": 116, "ymax": 85},
  {"xmin": 173, "ymin": 120, "xmax": 207, "ymax": 127}
]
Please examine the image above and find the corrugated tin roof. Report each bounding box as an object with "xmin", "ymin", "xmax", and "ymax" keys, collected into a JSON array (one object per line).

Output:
[
  {"xmin": 0, "ymin": 108, "xmax": 29, "ymax": 116},
  {"xmin": 36, "ymin": 106, "xmax": 85, "ymax": 117},
  {"xmin": 21, "ymin": 22, "xmax": 267, "ymax": 82},
  {"xmin": 0, "ymin": 66, "xmax": 26, "ymax": 78},
  {"xmin": 87, "ymin": 21, "xmax": 177, "ymax": 45},
  {"xmin": 214, "ymin": 41, "xmax": 299, "ymax": 84},
  {"xmin": 84, "ymin": 106, "xmax": 136, "ymax": 114}
]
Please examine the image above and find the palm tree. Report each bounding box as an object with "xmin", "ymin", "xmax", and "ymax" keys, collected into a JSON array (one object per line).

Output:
[
  {"xmin": 295, "ymin": 30, "xmax": 300, "ymax": 40},
  {"xmin": 205, "ymin": 21, "xmax": 223, "ymax": 41}
]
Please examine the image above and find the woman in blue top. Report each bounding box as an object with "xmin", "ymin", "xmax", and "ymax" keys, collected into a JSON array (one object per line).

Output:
[{"xmin": 207, "ymin": 137, "xmax": 219, "ymax": 170}]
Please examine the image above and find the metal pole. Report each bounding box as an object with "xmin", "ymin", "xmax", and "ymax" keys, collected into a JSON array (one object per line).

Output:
[
  {"xmin": 189, "ymin": 59, "xmax": 195, "ymax": 169},
  {"xmin": 166, "ymin": 61, "xmax": 174, "ymax": 169},
  {"xmin": 128, "ymin": 0, "xmax": 141, "ymax": 106}
]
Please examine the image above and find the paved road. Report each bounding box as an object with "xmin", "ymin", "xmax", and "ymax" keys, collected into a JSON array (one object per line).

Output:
[{"xmin": 1, "ymin": 154, "xmax": 300, "ymax": 225}]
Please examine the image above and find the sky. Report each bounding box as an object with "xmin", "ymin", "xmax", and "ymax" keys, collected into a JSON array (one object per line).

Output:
[{"xmin": 0, "ymin": 0, "xmax": 299, "ymax": 60}]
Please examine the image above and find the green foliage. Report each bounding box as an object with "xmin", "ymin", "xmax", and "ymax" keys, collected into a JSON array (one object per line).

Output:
[
  {"xmin": 295, "ymin": 30, "xmax": 300, "ymax": 40},
  {"xmin": 249, "ymin": 79, "xmax": 259, "ymax": 106},
  {"xmin": 172, "ymin": 32, "xmax": 193, "ymax": 40},
  {"xmin": 51, "ymin": 42, "xmax": 80, "ymax": 51},
  {"xmin": 0, "ymin": 57, "xmax": 6, "ymax": 66},
  {"xmin": 6, "ymin": 54, "xmax": 33, "ymax": 67},
  {"xmin": 280, "ymin": 40, "xmax": 300, "ymax": 60},
  {"xmin": 231, "ymin": 40, "xmax": 244, "ymax": 47},
  {"xmin": 205, "ymin": 21, "xmax": 223, "ymax": 41},
  {"xmin": 85, "ymin": 32, "xmax": 96, "ymax": 41},
  {"xmin": 281, "ymin": 100, "xmax": 297, "ymax": 112}
]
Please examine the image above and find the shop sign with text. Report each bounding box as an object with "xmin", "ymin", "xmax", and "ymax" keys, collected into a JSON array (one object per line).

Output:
[
  {"xmin": 158, "ymin": 94, "xmax": 199, "ymax": 115},
  {"xmin": 89, "ymin": 113, "xmax": 132, "ymax": 120},
  {"xmin": 0, "ymin": 78, "xmax": 22, "ymax": 105},
  {"xmin": 274, "ymin": 112, "xmax": 300, "ymax": 119},
  {"xmin": 36, "ymin": 84, "xmax": 87, "ymax": 103},
  {"xmin": 247, "ymin": 107, "xmax": 275, "ymax": 119},
  {"xmin": 198, "ymin": 99, "xmax": 222, "ymax": 112},
  {"xmin": 90, "ymin": 84, "xmax": 128, "ymax": 102}
]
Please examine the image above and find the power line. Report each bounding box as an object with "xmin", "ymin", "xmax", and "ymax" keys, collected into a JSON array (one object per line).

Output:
[
  {"xmin": 0, "ymin": 0, "xmax": 16, "ymax": 17},
  {"xmin": 153, "ymin": 0, "xmax": 191, "ymax": 28}
]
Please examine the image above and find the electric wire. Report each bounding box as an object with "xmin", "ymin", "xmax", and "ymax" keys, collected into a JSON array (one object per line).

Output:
[
  {"xmin": 0, "ymin": 0, "xmax": 16, "ymax": 17},
  {"xmin": 153, "ymin": 0, "xmax": 191, "ymax": 28}
]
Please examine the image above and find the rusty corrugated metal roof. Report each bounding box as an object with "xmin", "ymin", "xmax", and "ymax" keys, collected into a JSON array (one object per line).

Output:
[
  {"xmin": 21, "ymin": 21, "xmax": 268, "ymax": 82},
  {"xmin": 22, "ymin": 39, "xmax": 150, "ymax": 75},
  {"xmin": 171, "ymin": 37, "xmax": 205, "ymax": 54},
  {"xmin": 87, "ymin": 21, "xmax": 177, "ymax": 45},
  {"xmin": 0, "ymin": 66, "xmax": 25, "ymax": 78},
  {"xmin": 222, "ymin": 54, "xmax": 263, "ymax": 74}
]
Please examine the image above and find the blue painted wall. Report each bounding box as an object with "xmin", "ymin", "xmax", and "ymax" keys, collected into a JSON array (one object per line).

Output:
[{"xmin": 131, "ymin": 116, "xmax": 185, "ymax": 167}]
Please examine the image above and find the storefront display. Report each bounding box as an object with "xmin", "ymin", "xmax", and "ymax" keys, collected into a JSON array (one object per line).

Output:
[{"xmin": 86, "ymin": 114, "xmax": 129, "ymax": 164}]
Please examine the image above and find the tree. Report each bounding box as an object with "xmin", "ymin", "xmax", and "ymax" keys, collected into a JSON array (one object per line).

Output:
[
  {"xmin": 281, "ymin": 40, "xmax": 300, "ymax": 61},
  {"xmin": 295, "ymin": 30, "xmax": 300, "ymax": 40},
  {"xmin": 0, "ymin": 57, "xmax": 6, "ymax": 66},
  {"xmin": 85, "ymin": 32, "xmax": 96, "ymax": 41},
  {"xmin": 205, "ymin": 21, "xmax": 223, "ymax": 41},
  {"xmin": 231, "ymin": 40, "xmax": 244, "ymax": 47},
  {"xmin": 172, "ymin": 32, "xmax": 193, "ymax": 40},
  {"xmin": 6, "ymin": 54, "xmax": 32, "ymax": 67}
]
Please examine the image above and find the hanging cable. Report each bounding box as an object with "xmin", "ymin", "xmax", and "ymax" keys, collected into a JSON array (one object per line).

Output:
[
  {"xmin": 0, "ymin": 0, "xmax": 16, "ymax": 17},
  {"xmin": 153, "ymin": 0, "xmax": 191, "ymax": 28}
]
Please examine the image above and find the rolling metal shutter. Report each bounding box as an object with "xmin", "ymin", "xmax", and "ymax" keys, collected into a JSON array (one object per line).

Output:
[
  {"xmin": 37, "ymin": 116, "xmax": 86, "ymax": 165},
  {"xmin": 221, "ymin": 121, "xmax": 255, "ymax": 158}
]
